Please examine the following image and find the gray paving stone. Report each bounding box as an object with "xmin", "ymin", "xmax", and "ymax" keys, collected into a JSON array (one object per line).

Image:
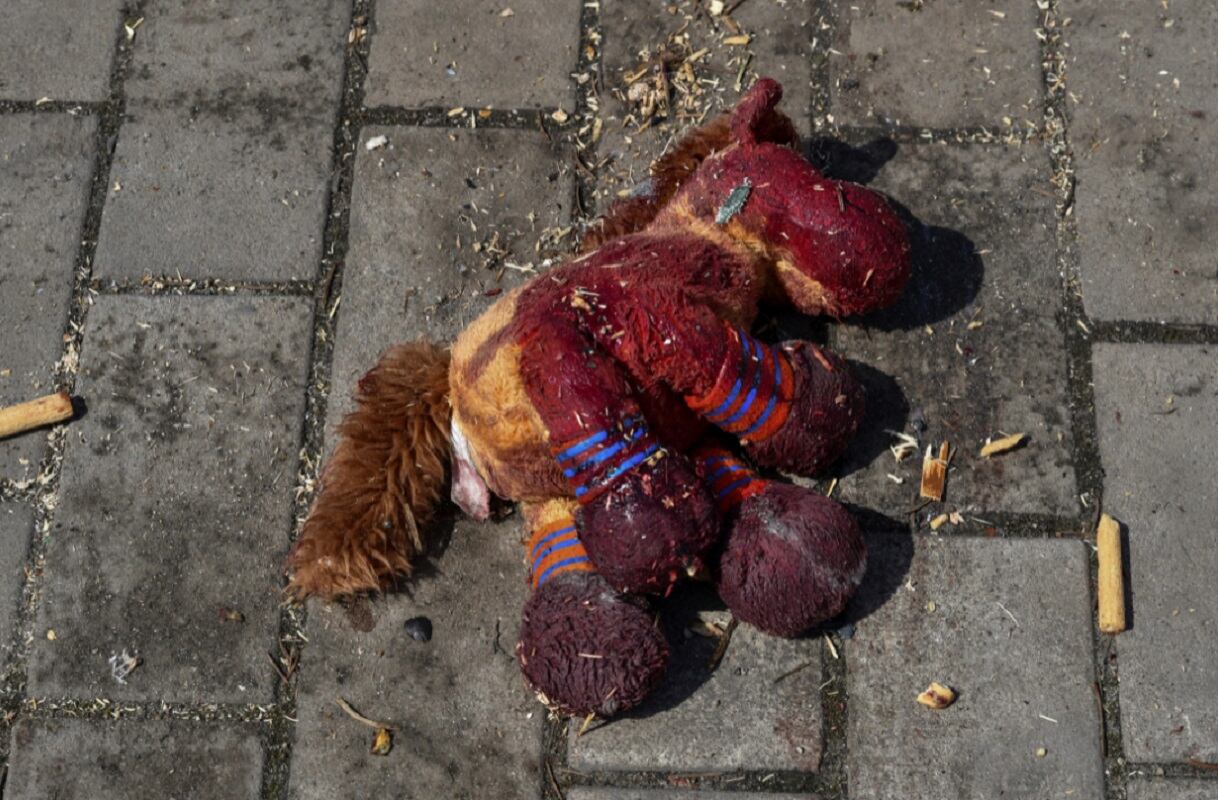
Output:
[
  {"xmin": 1065, "ymin": 2, "xmax": 1218, "ymax": 323},
  {"xmin": 596, "ymin": 0, "xmax": 814, "ymax": 205},
  {"xmin": 832, "ymin": 143, "xmax": 1077, "ymax": 518},
  {"xmin": 289, "ymin": 516, "xmax": 541, "ymax": 800},
  {"xmin": 830, "ymin": 0, "xmax": 1043, "ymax": 129},
  {"xmin": 5, "ymin": 718, "xmax": 262, "ymax": 799},
  {"xmin": 365, "ymin": 0, "xmax": 578, "ymax": 109},
  {"xmin": 847, "ymin": 534, "xmax": 1103, "ymax": 800},
  {"xmin": 0, "ymin": 1, "xmax": 123, "ymax": 101},
  {"xmin": 0, "ymin": 114, "xmax": 97, "ymax": 482},
  {"xmin": 1092, "ymin": 343, "xmax": 1218, "ymax": 763},
  {"xmin": 94, "ymin": 105, "xmax": 335, "ymax": 282},
  {"xmin": 568, "ymin": 585, "xmax": 824, "ymax": 773},
  {"xmin": 1128, "ymin": 780, "xmax": 1218, "ymax": 800},
  {"xmin": 289, "ymin": 126, "xmax": 569, "ymax": 799},
  {"xmin": 123, "ymin": 0, "xmax": 349, "ymax": 105},
  {"xmin": 27, "ymin": 295, "xmax": 312, "ymax": 703},
  {"xmin": 93, "ymin": 0, "xmax": 348, "ymax": 283},
  {"xmin": 329, "ymin": 125, "xmax": 572, "ymax": 425},
  {"xmin": 0, "ymin": 504, "xmax": 34, "ymax": 653},
  {"xmin": 569, "ymin": 790, "xmax": 817, "ymax": 800}
]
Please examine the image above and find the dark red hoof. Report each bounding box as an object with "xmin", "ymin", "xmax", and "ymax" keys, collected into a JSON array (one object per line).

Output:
[
  {"xmin": 517, "ymin": 571, "xmax": 668, "ymax": 717},
  {"xmin": 576, "ymin": 452, "xmax": 720, "ymax": 595},
  {"xmin": 717, "ymin": 482, "xmax": 865, "ymax": 637},
  {"xmin": 743, "ymin": 341, "xmax": 864, "ymax": 477}
]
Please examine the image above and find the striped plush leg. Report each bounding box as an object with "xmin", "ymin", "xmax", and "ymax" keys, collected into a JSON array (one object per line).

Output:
[
  {"xmin": 516, "ymin": 500, "xmax": 668, "ymax": 718},
  {"xmin": 690, "ymin": 445, "xmax": 867, "ymax": 637},
  {"xmin": 571, "ymin": 282, "xmax": 863, "ymax": 477},
  {"xmin": 686, "ymin": 325, "xmax": 865, "ymax": 476},
  {"xmin": 526, "ymin": 514, "xmax": 593, "ymax": 590},
  {"xmin": 519, "ymin": 317, "xmax": 718, "ymax": 595}
]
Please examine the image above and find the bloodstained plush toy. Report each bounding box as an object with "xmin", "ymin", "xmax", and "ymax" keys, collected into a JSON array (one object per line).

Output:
[{"xmin": 286, "ymin": 79, "xmax": 911, "ymax": 717}]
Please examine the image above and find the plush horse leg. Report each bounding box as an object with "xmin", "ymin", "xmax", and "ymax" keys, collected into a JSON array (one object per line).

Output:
[
  {"xmin": 515, "ymin": 499, "xmax": 668, "ymax": 717},
  {"xmin": 690, "ymin": 444, "xmax": 866, "ymax": 637},
  {"xmin": 517, "ymin": 316, "xmax": 719, "ymax": 595},
  {"xmin": 575, "ymin": 283, "xmax": 864, "ymax": 476}
]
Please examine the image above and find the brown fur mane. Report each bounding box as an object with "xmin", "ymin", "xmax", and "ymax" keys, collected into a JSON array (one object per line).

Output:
[{"xmin": 580, "ymin": 100, "xmax": 799, "ymax": 251}]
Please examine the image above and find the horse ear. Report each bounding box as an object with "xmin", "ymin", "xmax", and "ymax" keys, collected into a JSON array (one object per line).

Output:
[{"xmin": 730, "ymin": 78, "xmax": 799, "ymax": 148}]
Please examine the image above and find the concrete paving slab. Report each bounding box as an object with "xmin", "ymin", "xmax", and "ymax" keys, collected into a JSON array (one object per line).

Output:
[
  {"xmin": 0, "ymin": 1, "xmax": 123, "ymax": 101},
  {"xmin": 92, "ymin": 0, "xmax": 349, "ymax": 284},
  {"xmin": 27, "ymin": 295, "xmax": 312, "ymax": 703},
  {"xmin": 0, "ymin": 113, "xmax": 97, "ymax": 482},
  {"xmin": 830, "ymin": 0, "xmax": 1043, "ymax": 129},
  {"xmin": 847, "ymin": 534, "xmax": 1103, "ymax": 800},
  {"xmin": 123, "ymin": 0, "xmax": 349, "ymax": 107},
  {"xmin": 832, "ymin": 143, "xmax": 1077, "ymax": 518},
  {"xmin": 93, "ymin": 106, "xmax": 334, "ymax": 283},
  {"xmin": 289, "ymin": 516, "xmax": 541, "ymax": 800},
  {"xmin": 5, "ymin": 718, "xmax": 262, "ymax": 799},
  {"xmin": 366, "ymin": 0, "xmax": 578, "ymax": 109},
  {"xmin": 568, "ymin": 584, "xmax": 823, "ymax": 773},
  {"xmin": 1064, "ymin": 2, "xmax": 1218, "ymax": 323},
  {"xmin": 1093, "ymin": 343, "xmax": 1218, "ymax": 763}
]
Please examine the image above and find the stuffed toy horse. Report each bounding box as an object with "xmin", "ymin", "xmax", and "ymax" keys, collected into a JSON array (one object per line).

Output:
[{"xmin": 286, "ymin": 79, "xmax": 911, "ymax": 717}]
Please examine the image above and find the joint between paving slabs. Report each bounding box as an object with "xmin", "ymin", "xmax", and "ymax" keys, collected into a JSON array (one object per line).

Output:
[
  {"xmin": 1038, "ymin": 3, "xmax": 1134, "ymax": 799},
  {"xmin": 85, "ymin": 278, "xmax": 316, "ymax": 297},
  {"xmin": 0, "ymin": 100, "xmax": 104, "ymax": 116},
  {"xmin": 1087, "ymin": 320, "xmax": 1218, "ymax": 346},
  {"xmin": 554, "ymin": 765, "xmax": 831, "ymax": 798},
  {"xmin": 257, "ymin": 1, "xmax": 377, "ymax": 798}
]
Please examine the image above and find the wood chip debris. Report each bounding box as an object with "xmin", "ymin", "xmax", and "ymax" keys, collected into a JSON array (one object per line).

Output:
[
  {"xmin": 888, "ymin": 430, "xmax": 919, "ymax": 462},
  {"xmin": 371, "ymin": 727, "xmax": 393, "ymax": 756},
  {"xmin": 980, "ymin": 432, "xmax": 1027, "ymax": 457},
  {"xmin": 919, "ymin": 442, "xmax": 950, "ymax": 501},
  {"xmin": 335, "ymin": 697, "xmax": 395, "ymax": 730},
  {"xmin": 916, "ymin": 682, "xmax": 956, "ymax": 710},
  {"xmin": 1097, "ymin": 513, "xmax": 1126, "ymax": 634},
  {"xmin": 706, "ymin": 616, "xmax": 739, "ymax": 671}
]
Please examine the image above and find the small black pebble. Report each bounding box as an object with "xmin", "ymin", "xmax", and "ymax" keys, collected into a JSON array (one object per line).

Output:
[
  {"xmin": 404, "ymin": 616, "xmax": 432, "ymax": 642},
  {"xmin": 835, "ymin": 621, "xmax": 856, "ymax": 641}
]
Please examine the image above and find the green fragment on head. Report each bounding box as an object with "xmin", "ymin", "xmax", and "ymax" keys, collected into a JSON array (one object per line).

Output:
[{"xmin": 715, "ymin": 178, "xmax": 753, "ymax": 225}]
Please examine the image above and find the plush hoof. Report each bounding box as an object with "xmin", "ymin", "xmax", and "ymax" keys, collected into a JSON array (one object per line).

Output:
[
  {"xmin": 717, "ymin": 482, "xmax": 865, "ymax": 637},
  {"xmin": 743, "ymin": 341, "xmax": 864, "ymax": 477},
  {"xmin": 577, "ymin": 452, "xmax": 720, "ymax": 595},
  {"xmin": 517, "ymin": 571, "xmax": 668, "ymax": 717}
]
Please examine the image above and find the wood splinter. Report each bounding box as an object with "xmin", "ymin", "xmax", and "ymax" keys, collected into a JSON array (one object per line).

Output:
[
  {"xmin": 919, "ymin": 442, "xmax": 950, "ymax": 501},
  {"xmin": 0, "ymin": 391, "xmax": 74, "ymax": 440},
  {"xmin": 1097, "ymin": 513, "xmax": 1127, "ymax": 634}
]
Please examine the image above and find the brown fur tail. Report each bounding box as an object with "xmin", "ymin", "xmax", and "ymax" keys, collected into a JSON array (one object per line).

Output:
[{"xmin": 286, "ymin": 342, "xmax": 452, "ymax": 600}]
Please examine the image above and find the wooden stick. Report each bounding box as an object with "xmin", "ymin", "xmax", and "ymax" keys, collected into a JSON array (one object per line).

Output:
[
  {"xmin": 0, "ymin": 391, "xmax": 73, "ymax": 439},
  {"xmin": 1097, "ymin": 513, "xmax": 1126, "ymax": 634}
]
